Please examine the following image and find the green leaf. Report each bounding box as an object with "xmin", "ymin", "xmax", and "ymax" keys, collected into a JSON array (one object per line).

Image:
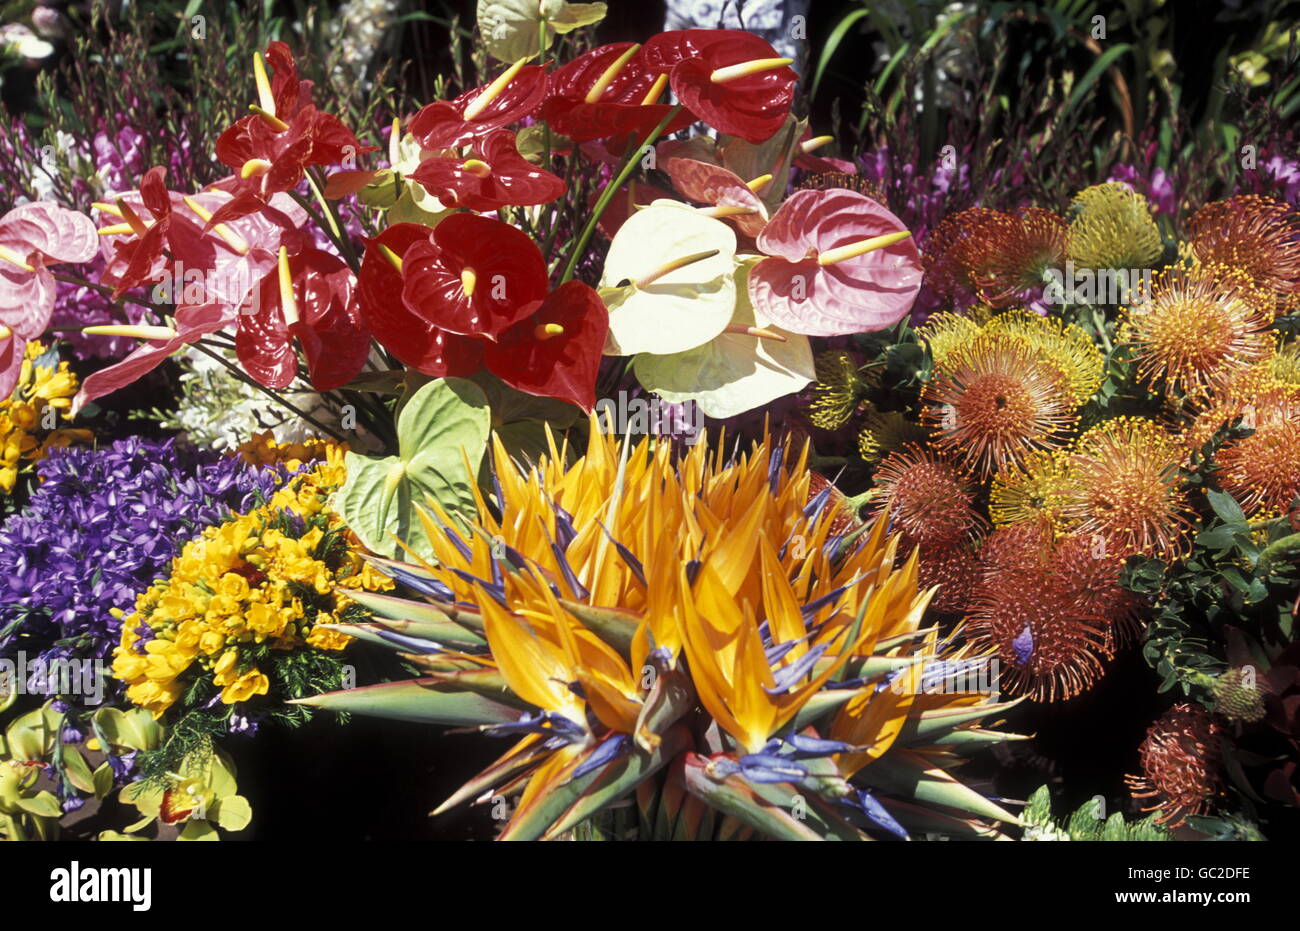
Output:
[
  {"xmin": 1195, "ymin": 525, "xmax": 1240, "ymax": 550},
  {"xmin": 291, "ymin": 679, "xmax": 522, "ymax": 726},
  {"xmin": 211, "ymin": 795, "xmax": 253, "ymax": 832},
  {"xmin": 334, "ymin": 377, "xmax": 490, "ymax": 561},
  {"xmin": 1206, "ymin": 488, "xmax": 1247, "ymax": 526}
]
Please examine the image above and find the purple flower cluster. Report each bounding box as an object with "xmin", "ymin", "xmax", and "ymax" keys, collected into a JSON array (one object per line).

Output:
[{"xmin": 0, "ymin": 438, "xmax": 285, "ymax": 673}]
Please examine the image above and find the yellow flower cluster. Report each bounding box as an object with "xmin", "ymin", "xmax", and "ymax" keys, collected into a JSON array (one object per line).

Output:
[
  {"xmin": 235, "ymin": 431, "xmax": 340, "ymax": 472},
  {"xmin": 1, "ymin": 342, "xmax": 89, "ymax": 493},
  {"xmin": 112, "ymin": 446, "xmax": 392, "ymax": 718}
]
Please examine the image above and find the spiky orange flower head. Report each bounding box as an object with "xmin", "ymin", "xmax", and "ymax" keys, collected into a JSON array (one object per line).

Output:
[
  {"xmin": 966, "ymin": 526, "xmax": 1112, "ymax": 701},
  {"xmin": 922, "ymin": 332, "xmax": 1079, "ymax": 479},
  {"xmin": 1216, "ymin": 382, "xmax": 1300, "ymax": 514},
  {"xmin": 869, "ymin": 444, "xmax": 982, "ymax": 546},
  {"xmin": 989, "ymin": 448, "xmax": 1074, "ymax": 530},
  {"xmin": 1060, "ymin": 417, "xmax": 1196, "ymax": 560},
  {"xmin": 1126, "ymin": 703, "xmax": 1221, "ymax": 827},
  {"xmin": 1121, "ymin": 263, "xmax": 1276, "ymax": 401},
  {"xmin": 923, "ymin": 207, "xmax": 1004, "ymax": 301},
  {"xmin": 982, "ymin": 310, "xmax": 1105, "ymax": 404},
  {"xmin": 1187, "ymin": 195, "xmax": 1300, "ymax": 309},
  {"xmin": 964, "ymin": 208, "xmax": 1070, "ymax": 308},
  {"xmin": 1049, "ymin": 532, "xmax": 1143, "ymax": 652},
  {"xmin": 911, "ymin": 536, "xmax": 983, "ymax": 614}
]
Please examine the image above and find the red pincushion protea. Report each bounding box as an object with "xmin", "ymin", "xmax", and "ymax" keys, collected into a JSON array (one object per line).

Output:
[
  {"xmin": 748, "ymin": 188, "xmax": 923, "ymax": 336},
  {"xmin": 1126, "ymin": 703, "xmax": 1222, "ymax": 827},
  {"xmin": 922, "ymin": 334, "xmax": 1078, "ymax": 480},
  {"xmin": 410, "ymin": 129, "xmax": 565, "ymax": 212},
  {"xmin": 913, "ymin": 537, "xmax": 982, "ymax": 614},
  {"xmin": 411, "ymin": 59, "xmax": 550, "ymax": 150},
  {"xmin": 966, "ymin": 525, "xmax": 1113, "ymax": 701},
  {"xmin": 541, "ymin": 42, "xmax": 696, "ymax": 142},
  {"xmin": 641, "ymin": 29, "xmax": 796, "ymax": 143},
  {"xmin": 922, "ymin": 207, "xmax": 1067, "ymax": 309},
  {"xmin": 1188, "ymin": 195, "xmax": 1300, "ymax": 309}
]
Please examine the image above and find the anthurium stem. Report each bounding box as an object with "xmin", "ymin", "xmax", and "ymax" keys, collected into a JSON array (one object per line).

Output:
[
  {"xmin": 559, "ymin": 104, "xmax": 682, "ymax": 284},
  {"xmin": 190, "ymin": 340, "xmax": 349, "ymax": 443}
]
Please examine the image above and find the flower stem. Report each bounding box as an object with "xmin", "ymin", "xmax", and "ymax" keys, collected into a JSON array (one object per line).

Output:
[
  {"xmin": 558, "ymin": 104, "xmax": 682, "ymax": 284},
  {"xmin": 190, "ymin": 340, "xmax": 348, "ymax": 443}
]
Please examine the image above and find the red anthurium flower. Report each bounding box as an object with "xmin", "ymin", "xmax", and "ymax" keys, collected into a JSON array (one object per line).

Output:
[
  {"xmin": 541, "ymin": 42, "xmax": 695, "ymax": 142},
  {"xmin": 400, "ymin": 213, "xmax": 549, "ymax": 339},
  {"xmin": 483, "ymin": 280, "xmax": 608, "ymax": 411},
  {"xmin": 410, "ymin": 129, "xmax": 565, "ymax": 212},
  {"xmin": 72, "ymin": 303, "xmax": 232, "ymax": 412},
  {"xmin": 102, "ymin": 166, "xmax": 173, "ymax": 298},
  {"xmin": 236, "ymin": 248, "xmax": 369, "ymax": 391},
  {"xmin": 662, "ymin": 156, "xmax": 770, "ymax": 238},
  {"xmin": 411, "ymin": 58, "xmax": 550, "ymax": 150},
  {"xmin": 99, "ymin": 186, "xmax": 310, "ymax": 314},
  {"xmin": 748, "ymin": 188, "xmax": 923, "ymax": 336},
  {"xmin": 641, "ymin": 29, "xmax": 796, "ymax": 144},
  {"xmin": 357, "ymin": 224, "xmax": 483, "ymax": 377},
  {"xmin": 210, "ymin": 43, "xmax": 373, "ymax": 225},
  {"xmin": 0, "ymin": 200, "xmax": 98, "ymax": 342}
]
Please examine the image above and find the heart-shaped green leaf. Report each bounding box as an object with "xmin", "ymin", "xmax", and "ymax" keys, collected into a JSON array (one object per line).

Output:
[{"xmin": 334, "ymin": 377, "xmax": 490, "ymax": 561}]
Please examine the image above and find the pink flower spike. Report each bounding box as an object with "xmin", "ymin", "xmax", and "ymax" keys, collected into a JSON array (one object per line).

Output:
[
  {"xmin": 748, "ymin": 188, "xmax": 923, "ymax": 336},
  {"xmin": 0, "ymin": 202, "xmax": 97, "ymax": 339}
]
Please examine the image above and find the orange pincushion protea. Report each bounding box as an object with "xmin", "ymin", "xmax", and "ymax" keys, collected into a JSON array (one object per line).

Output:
[
  {"xmin": 1059, "ymin": 417, "xmax": 1196, "ymax": 560},
  {"xmin": 1121, "ymin": 264, "xmax": 1275, "ymax": 401},
  {"xmin": 1216, "ymin": 383, "xmax": 1300, "ymax": 514},
  {"xmin": 1187, "ymin": 195, "xmax": 1300, "ymax": 309},
  {"xmin": 922, "ymin": 333, "xmax": 1078, "ymax": 479},
  {"xmin": 912, "ymin": 536, "xmax": 983, "ymax": 614},
  {"xmin": 869, "ymin": 444, "xmax": 982, "ymax": 546},
  {"xmin": 1126, "ymin": 703, "xmax": 1222, "ymax": 827},
  {"xmin": 923, "ymin": 207, "xmax": 1069, "ymax": 308}
]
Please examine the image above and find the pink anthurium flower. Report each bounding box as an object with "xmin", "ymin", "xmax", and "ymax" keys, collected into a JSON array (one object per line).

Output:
[
  {"xmin": 662, "ymin": 156, "xmax": 770, "ymax": 238},
  {"xmin": 0, "ymin": 200, "xmax": 98, "ymax": 340},
  {"xmin": 72, "ymin": 303, "xmax": 232, "ymax": 412},
  {"xmin": 235, "ymin": 247, "xmax": 369, "ymax": 391},
  {"xmin": 0, "ymin": 329, "xmax": 26, "ymax": 400},
  {"xmin": 410, "ymin": 128, "xmax": 565, "ymax": 212},
  {"xmin": 748, "ymin": 188, "xmax": 923, "ymax": 336}
]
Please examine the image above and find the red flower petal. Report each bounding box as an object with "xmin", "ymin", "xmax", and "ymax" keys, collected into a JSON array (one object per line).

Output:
[
  {"xmin": 542, "ymin": 43, "xmax": 696, "ymax": 142},
  {"xmin": 236, "ymin": 249, "xmax": 370, "ymax": 391},
  {"xmin": 411, "ymin": 64, "xmax": 550, "ymax": 149},
  {"xmin": 357, "ymin": 224, "xmax": 484, "ymax": 378},
  {"xmin": 663, "ymin": 157, "xmax": 768, "ymax": 237},
  {"xmin": 484, "ymin": 280, "xmax": 608, "ymax": 411},
  {"xmin": 410, "ymin": 129, "xmax": 565, "ymax": 212},
  {"xmin": 643, "ymin": 30, "xmax": 795, "ymax": 144},
  {"xmin": 400, "ymin": 213, "xmax": 548, "ymax": 339}
]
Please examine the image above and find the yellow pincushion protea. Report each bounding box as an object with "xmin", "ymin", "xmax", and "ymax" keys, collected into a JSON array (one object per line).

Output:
[
  {"xmin": 1, "ymin": 342, "xmax": 91, "ymax": 493},
  {"xmin": 113, "ymin": 446, "xmax": 392, "ymax": 718},
  {"xmin": 303, "ymin": 419, "xmax": 1025, "ymax": 841}
]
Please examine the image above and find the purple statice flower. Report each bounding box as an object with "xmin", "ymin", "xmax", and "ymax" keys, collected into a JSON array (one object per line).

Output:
[{"xmin": 0, "ymin": 438, "xmax": 286, "ymax": 687}]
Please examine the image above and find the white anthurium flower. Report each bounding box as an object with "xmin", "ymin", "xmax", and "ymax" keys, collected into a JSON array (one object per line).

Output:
[
  {"xmin": 599, "ymin": 200, "xmax": 737, "ymax": 356},
  {"xmin": 633, "ymin": 260, "xmax": 815, "ymax": 419}
]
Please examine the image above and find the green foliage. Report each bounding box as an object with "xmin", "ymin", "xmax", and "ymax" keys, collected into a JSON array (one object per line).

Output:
[{"xmin": 1020, "ymin": 785, "xmax": 1169, "ymax": 841}]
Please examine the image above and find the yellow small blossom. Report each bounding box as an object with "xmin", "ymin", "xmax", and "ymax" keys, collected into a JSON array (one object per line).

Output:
[
  {"xmin": 112, "ymin": 452, "xmax": 393, "ymax": 718},
  {"xmin": 0, "ymin": 342, "xmax": 86, "ymax": 494}
]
